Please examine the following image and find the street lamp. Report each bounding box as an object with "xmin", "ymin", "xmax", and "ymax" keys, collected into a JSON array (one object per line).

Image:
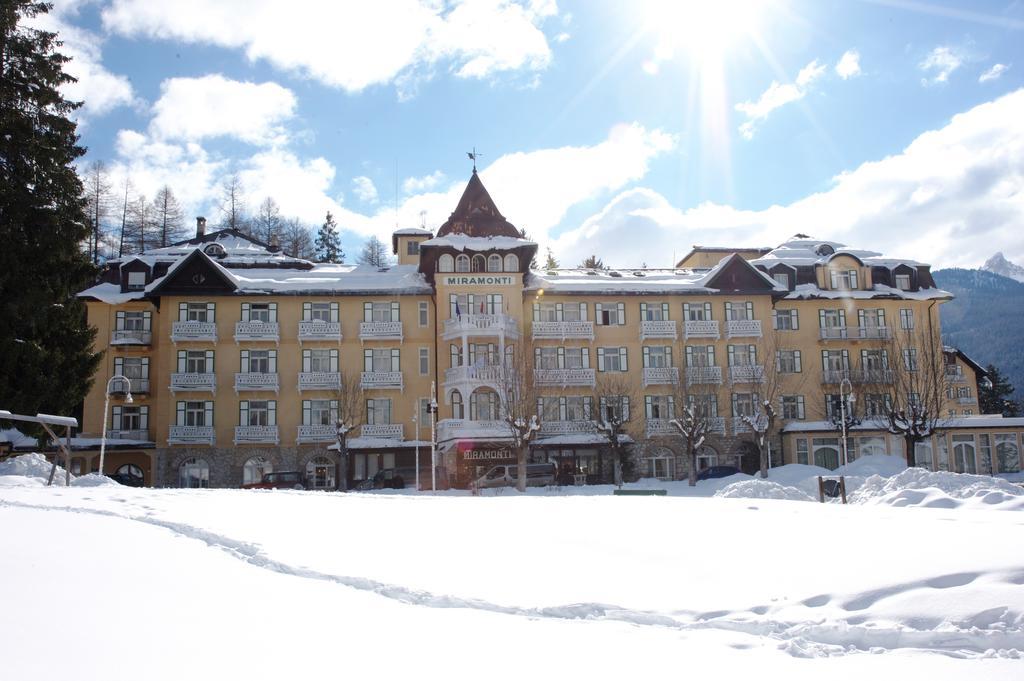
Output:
[
  {"xmin": 429, "ymin": 381, "xmax": 438, "ymax": 492},
  {"xmin": 412, "ymin": 408, "xmax": 420, "ymax": 492},
  {"xmin": 835, "ymin": 377, "xmax": 859, "ymax": 468},
  {"xmin": 99, "ymin": 374, "xmax": 133, "ymax": 477}
]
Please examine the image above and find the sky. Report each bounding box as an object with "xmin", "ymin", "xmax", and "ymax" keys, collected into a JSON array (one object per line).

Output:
[{"xmin": 35, "ymin": 0, "xmax": 1024, "ymax": 269}]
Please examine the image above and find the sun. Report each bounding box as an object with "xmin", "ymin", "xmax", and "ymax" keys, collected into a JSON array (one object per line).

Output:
[{"xmin": 640, "ymin": 0, "xmax": 773, "ymax": 70}]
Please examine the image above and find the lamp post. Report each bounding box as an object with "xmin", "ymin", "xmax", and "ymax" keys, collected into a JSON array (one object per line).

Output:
[
  {"xmin": 429, "ymin": 381, "xmax": 438, "ymax": 492},
  {"xmin": 412, "ymin": 408, "xmax": 420, "ymax": 492},
  {"xmin": 99, "ymin": 375, "xmax": 133, "ymax": 477},
  {"xmin": 838, "ymin": 377, "xmax": 857, "ymax": 468}
]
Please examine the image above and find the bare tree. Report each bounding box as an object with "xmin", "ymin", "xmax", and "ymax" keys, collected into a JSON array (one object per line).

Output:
[
  {"xmin": 739, "ymin": 333, "xmax": 798, "ymax": 478},
  {"xmin": 357, "ymin": 235, "xmax": 391, "ymax": 267},
  {"xmin": 117, "ymin": 175, "xmax": 132, "ymax": 257},
  {"xmin": 495, "ymin": 346, "xmax": 541, "ymax": 492},
  {"xmin": 280, "ymin": 217, "xmax": 315, "ymax": 259},
  {"xmin": 125, "ymin": 194, "xmax": 154, "ymax": 253},
  {"xmin": 152, "ymin": 185, "xmax": 186, "ymax": 247},
  {"xmin": 664, "ymin": 373, "xmax": 717, "ymax": 486},
  {"xmin": 218, "ymin": 173, "xmax": 248, "ymax": 232},
  {"xmin": 81, "ymin": 160, "xmax": 112, "ymax": 263},
  {"xmin": 332, "ymin": 372, "xmax": 364, "ymax": 491},
  {"xmin": 591, "ymin": 374, "xmax": 636, "ymax": 486},
  {"xmin": 251, "ymin": 196, "xmax": 282, "ymax": 243}
]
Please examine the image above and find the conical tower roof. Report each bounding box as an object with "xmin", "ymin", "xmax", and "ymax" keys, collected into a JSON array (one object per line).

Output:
[{"xmin": 435, "ymin": 171, "xmax": 521, "ymax": 238}]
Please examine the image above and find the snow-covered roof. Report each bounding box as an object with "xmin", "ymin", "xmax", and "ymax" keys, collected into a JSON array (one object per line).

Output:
[
  {"xmin": 221, "ymin": 263, "xmax": 432, "ymax": 296},
  {"xmin": 420, "ymin": 234, "xmax": 535, "ymax": 251},
  {"xmin": 784, "ymin": 415, "xmax": 1024, "ymax": 433},
  {"xmin": 328, "ymin": 438, "xmax": 433, "ymax": 451},
  {"xmin": 535, "ymin": 433, "xmax": 635, "ymax": 447},
  {"xmin": 753, "ymin": 236, "xmax": 925, "ymax": 269},
  {"xmin": 0, "ymin": 427, "xmax": 38, "ymax": 449},
  {"xmin": 77, "ymin": 282, "xmax": 148, "ymax": 304},
  {"xmin": 392, "ymin": 227, "xmax": 432, "ymax": 236},
  {"xmin": 782, "ymin": 283, "xmax": 952, "ymax": 301}
]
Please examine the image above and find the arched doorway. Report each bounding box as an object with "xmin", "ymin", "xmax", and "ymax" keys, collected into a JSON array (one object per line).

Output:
[
  {"xmin": 306, "ymin": 456, "xmax": 335, "ymax": 489},
  {"xmin": 644, "ymin": 446, "xmax": 675, "ymax": 480},
  {"xmin": 178, "ymin": 458, "xmax": 209, "ymax": 488},
  {"xmin": 695, "ymin": 444, "xmax": 719, "ymax": 472},
  {"xmin": 242, "ymin": 456, "xmax": 273, "ymax": 486},
  {"xmin": 116, "ymin": 463, "xmax": 144, "ymax": 486}
]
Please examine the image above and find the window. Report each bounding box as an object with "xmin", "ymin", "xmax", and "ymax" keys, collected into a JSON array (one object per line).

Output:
[
  {"xmin": 796, "ymin": 438, "xmax": 809, "ymax": 465},
  {"xmin": 487, "ymin": 254, "xmax": 502, "ymax": 272},
  {"xmin": 303, "ymin": 399, "xmax": 338, "ymax": 425},
  {"xmin": 179, "ymin": 350, "xmax": 213, "ymax": 374},
  {"xmin": 830, "ymin": 269, "xmax": 858, "ymax": 290},
  {"xmin": 536, "ymin": 347, "xmax": 558, "ymax": 369},
  {"xmin": 242, "ymin": 349, "xmax": 275, "ymax": 374},
  {"xmin": 861, "ymin": 349, "xmax": 889, "ymax": 375},
  {"xmin": 776, "ymin": 350, "xmax": 802, "ymax": 373},
  {"xmin": 900, "ymin": 308, "xmax": 914, "ymax": 330},
  {"xmin": 819, "ymin": 309, "xmax": 847, "ymax": 336},
  {"xmin": 185, "ymin": 302, "xmax": 213, "ymax": 322},
  {"xmin": 471, "ymin": 254, "xmax": 485, "ymax": 272},
  {"xmin": 731, "ymin": 393, "xmax": 755, "ymax": 417},
  {"xmin": 978, "ymin": 434, "xmax": 992, "ymax": 474},
  {"xmin": 643, "ymin": 346, "xmax": 672, "ymax": 369},
  {"xmin": 304, "ymin": 302, "xmax": 337, "ymax": 322},
  {"xmin": 365, "ymin": 348, "xmax": 400, "ymax": 373},
  {"xmin": 503, "ymin": 254, "xmax": 519, "ymax": 271},
  {"xmin": 177, "ymin": 401, "xmax": 212, "ymax": 427},
  {"xmin": 179, "ymin": 458, "xmax": 209, "ymax": 488},
  {"xmin": 534, "ymin": 302, "xmax": 587, "ymax": 322},
  {"xmin": 564, "ymin": 396, "xmax": 591, "ymax": 421},
  {"xmin": 995, "ymin": 434, "xmax": 1020, "ymax": 473},
  {"xmin": 243, "ymin": 457, "xmax": 272, "ymax": 486},
  {"xmin": 812, "ymin": 438, "xmax": 840, "ymax": 469},
  {"xmin": 451, "ymin": 391, "xmax": 464, "ymax": 419},
  {"xmin": 688, "ymin": 394, "xmax": 718, "ymax": 418},
  {"xmin": 469, "ymin": 343, "xmax": 498, "ymax": 366},
  {"xmin": 640, "ymin": 302, "xmax": 669, "ymax": 321},
  {"xmin": 686, "ymin": 345, "xmax": 715, "ymax": 367},
  {"xmin": 418, "ymin": 301, "xmax": 428, "ymax": 327},
  {"xmin": 645, "ymin": 395, "xmax": 674, "ymax": 420},
  {"xmin": 895, "ymin": 274, "xmax": 911, "ymax": 290},
  {"xmin": 773, "ymin": 309, "xmax": 799, "ymax": 330},
  {"xmin": 903, "ymin": 349, "xmax": 918, "ymax": 371},
  {"xmin": 725, "ymin": 301, "xmax": 754, "ymax": 321},
  {"xmin": 727, "ymin": 344, "xmax": 756, "ymax": 367},
  {"xmin": 438, "ymin": 254, "xmax": 454, "ymax": 272},
  {"xmin": 470, "ymin": 389, "xmax": 499, "ymax": 420},
  {"xmin": 407, "ymin": 240, "xmax": 419, "ymax": 255},
  {"xmin": 246, "ymin": 303, "xmax": 273, "ymax": 323},
  {"xmin": 366, "ymin": 398, "xmax": 392, "ymax": 425},
  {"xmin": 419, "ymin": 347, "xmax": 430, "ymax": 375},
  {"xmin": 599, "ymin": 396, "xmax": 630, "ymax": 422},
  {"xmin": 127, "ymin": 271, "xmax": 146, "ymax": 290},
  {"xmin": 597, "ymin": 347, "xmax": 628, "ymax": 372},
  {"xmin": 455, "ymin": 254, "xmax": 470, "ymax": 272},
  {"xmin": 240, "ymin": 400, "xmax": 275, "ymax": 426},
  {"xmin": 781, "ymin": 396, "xmax": 805, "ymax": 420},
  {"xmin": 914, "ymin": 440, "xmax": 933, "ymax": 470},
  {"xmin": 306, "ymin": 457, "xmax": 335, "ymax": 489},
  {"xmin": 683, "ymin": 302, "xmax": 712, "ymax": 321},
  {"xmin": 364, "ymin": 301, "xmax": 399, "ymax": 323},
  {"xmin": 772, "ymin": 272, "xmax": 789, "ymax": 288},
  {"xmin": 952, "ymin": 434, "xmax": 977, "ymax": 474},
  {"xmin": 111, "ymin": 404, "xmax": 148, "ymax": 433},
  {"xmin": 858, "ymin": 309, "xmax": 885, "ymax": 331},
  {"xmin": 858, "ymin": 436, "xmax": 886, "ymax": 458},
  {"xmin": 864, "ymin": 394, "xmax": 890, "ymax": 417},
  {"xmin": 118, "ymin": 310, "xmax": 149, "ymax": 331},
  {"xmin": 564, "ymin": 347, "xmax": 589, "ymax": 369},
  {"xmin": 114, "ymin": 356, "xmax": 149, "ymax": 381},
  {"xmin": 595, "ymin": 302, "xmax": 625, "ymax": 325},
  {"xmin": 303, "ymin": 348, "xmax": 337, "ymax": 373},
  {"xmin": 822, "ymin": 349, "xmax": 849, "ymax": 372}
]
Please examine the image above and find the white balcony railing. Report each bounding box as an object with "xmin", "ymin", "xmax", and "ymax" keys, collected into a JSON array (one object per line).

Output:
[
  {"xmin": 957, "ymin": 396, "xmax": 978, "ymax": 405},
  {"xmin": 445, "ymin": 364, "xmax": 506, "ymax": 386},
  {"xmin": 819, "ymin": 326, "xmax": 892, "ymax": 341},
  {"xmin": 642, "ymin": 366, "xmax": 679, "ymax": 387},
  {"xmin": 359, "ymin": 321, "xmax": 403, "ymax": 341},
  {"xmin": 645, "ymin": 418, "xmax": 676, "ymax": 439},
  {"xmin": 945, "ymin": 367, "xmax": 966, "ymax": 383},
  {"xmin": 639, "ymin": 320, "xmax": 677, "ymax": 341},
  {"xmin": 684, "ymin": 320, "xmax": 720, "ymax": 340},
  {"xmin": 851, "ymin": 368, "xmax": 894, "ymax": 384},
  {"xmin": 706, "ymin": 417, "xmax": 726, "ymax": 434},
  {"xmin": 168, "ymin": 425, "xmax": 214, "ymax": 445},
  {"xmin": 105, "ymin": 429, "xmax": 151, "ymax": 441},
  {"xmin": 360, "ymin": 371, "xmax": 403, "ymax": 390},
  {"xmin": 298, "ymin": 320, "xmax": 342, "ymax": 343},
  {"xmin": 111, "ymin": 329, "xmax": 152, "ymax": 345},
  {"xmin": 361, "ymin": 423, "xmax": 404, "ymax": 440},
  {"xmin": 298, "ymin": 372, "xmax": 341, "ymax": 391},
  {"xmin": 731, "ymin": 417, "xmax": 753, "ymax": 435},
  {"xmin": 169, "ymin": 373, "xmax": 216, "ymax": 393},
  {"xmin": 725, "ymin": 319, "xmax": 762, "ymax": 338},
  {"xmin": 443, "ymin": 314, "xmax": 519, "ymax": 340},
  {"xmin": 531, "ymin": 320, "xmax": 594, "ymax": 341},
  {"xmin": 110, "ymin": 377, "xmax": 150, "ymax": 394},
  {"xmin": 234, "ymin": 321, "xmax": 280, "ymax": 343},
  {"xmin": 539, "ymin": 420, "xmax": 596, "ymax": 436},
  {"xmin": 437, "ymin": 419, "xmax": 508, "ymax": 442},
  {"xmin": 686, "ymin": 366, "xmax": 723, "ymax": 385},
  {"xmin": 234, "ymin": 425, "xmax": 279, "ymax": 445},
  {"xmin": 534, "ymin": 367, "xmax": 596, "ymax": 387},
  {"xmin": 729, "ymin": 364, "xmax": 765, "ymax": 384},
  {"xmin": 297, "ymin": 424, "xmax": 336, "ymax": 444},
  {"xmin": 171, "ymin": 321, "xmax": 217, "ymax": 343},
  {"xmin": 234, "ymin": 372, "xmax": 279, "ymax": 393}
]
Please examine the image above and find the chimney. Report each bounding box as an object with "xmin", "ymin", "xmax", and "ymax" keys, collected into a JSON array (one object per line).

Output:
[
  {"xmin": 268, "ymin": 233, "xmax": 280, "ymax": 252},
  {"xmin": 196, "ymin": 216, "xmax": 207, "ymax": 238}
]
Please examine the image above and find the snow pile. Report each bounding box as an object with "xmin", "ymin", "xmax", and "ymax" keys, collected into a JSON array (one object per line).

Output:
[
  {"xmin": 70, "ymin": 472, "xmax": 119, "ymax": 487},
  {"xmin": 0, "ymin": 453, "xmax": 72, "ymax": 484},
  {"xmin": 836, "ymin": 455, "xmax": 907, "ymax": 478},
  {"xmin": 850, "ymin": 468, "xmax": 1024, "ymax": 510},
  {"xmin": 715, "ymin": 479, "xmax": 815, "ymax": 501}
]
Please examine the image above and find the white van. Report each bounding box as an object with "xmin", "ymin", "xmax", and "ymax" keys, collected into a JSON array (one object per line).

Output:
[{"xmin": 473, "ymin": 462, "xmax": 557, "ymax": 489}]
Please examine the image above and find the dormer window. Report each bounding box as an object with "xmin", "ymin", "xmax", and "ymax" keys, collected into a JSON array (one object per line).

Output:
[
  {"xmin": 815, "ymin": 243, "xmax": 835, "ymax": 256},
  {"xmin": 471, "ymin": 254, "xmax": 486, "ymax": 272},
  {"xmin": 487, "ymin": 254, "xmax": 502, "ymax": 272},
  {"xmin": 455, "ymin": 254, "xmax": 470, "ymax": 272},
  {"xmin": 438, "ymin": 254, "xmax": 454, "ymax": 272},
  {"xmin": 126, "ymin": 271, "xmax": 146, "ymax": 291},
  {"xmin": 407, "ymin": 241, "xmax": 420, "ymax": 255},
  {"xmin": 204, "ymin": 243, "xmax": 226, "ymax": 258},
  {"xmin": 772, "ymin": 272, "xmax": 790, "ymax": 288},
  {"xmin": 895, "ymin": 274, "xmax": 911, "ymax": 290},
  {"xmin": 830, "ymin": 269, "xmax": 858, "ymax": 290}
]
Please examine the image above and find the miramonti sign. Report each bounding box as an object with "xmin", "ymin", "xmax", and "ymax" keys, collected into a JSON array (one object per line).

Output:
[{"xmin": 442, "ymin": 275, "xmax": 515, "ymax": 286}]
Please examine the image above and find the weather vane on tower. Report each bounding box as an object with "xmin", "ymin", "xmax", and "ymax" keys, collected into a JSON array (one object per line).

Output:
[{"xmin": 466, "ymin": 146, "xmax": 483, "ymax": 173}]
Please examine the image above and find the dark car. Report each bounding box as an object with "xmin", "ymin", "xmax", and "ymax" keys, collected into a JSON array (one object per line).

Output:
[
  {"xmin": 358, "ymin": 467, "xmax": 449, "ymax": 491},
  {"xmin": 696, "ymin": 465, "xmax": 742, "ymax": 481},
  {"xmin": 241, "ymin": 471, "xmax": 307, "ymax": 490},
  {"xmin": 108, "ymin": 472, "xmax": 145, "ymax": 487}
]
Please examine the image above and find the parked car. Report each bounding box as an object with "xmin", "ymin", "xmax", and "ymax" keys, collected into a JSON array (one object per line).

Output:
[
  {"xmin": 241, "ymin": 471, "xmax": 306, "ymax": 490},
  {"xmin": 696, "ymin": 465, "xmax": 741, "ymax": 481},
  {"xmin": 357, "ymin": 467, "xmax": 449, "ymax": 491},
  {"xmin": 472, "ymin": 463, "xmax": 557, "ymax": 489},
  {"xmin": 108, "ymin": 472, "xmax": 145, "ymax": 487}
]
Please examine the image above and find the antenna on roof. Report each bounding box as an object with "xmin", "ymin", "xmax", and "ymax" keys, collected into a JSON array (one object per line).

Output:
[
  {"xmin": 467, "ymin": 146, "xmax": 483, "ymax": 173},
  {"xmin": 419, "ymin": 210, "xmax": 427, "ymax": 229},
  {"xmin": 394, "ymin": 158, "xmax": 399, "ymax": 229}
]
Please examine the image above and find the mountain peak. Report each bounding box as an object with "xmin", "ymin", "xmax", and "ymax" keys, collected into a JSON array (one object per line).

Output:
[{"xmin": 982, "ymin": 252, "xmax": 1024, "ymax": 283}]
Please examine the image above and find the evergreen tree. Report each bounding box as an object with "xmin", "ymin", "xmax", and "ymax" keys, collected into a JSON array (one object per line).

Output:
[
  {"xmin": 0, "ymin": 1, "xmax": 101, "ymax": 423},
  {"xmin": 543, "ymin": 247, "xmax": 559, "ymax": 270},
  {"xmin": 579, "ymin": 254, "xmax": 607, "ymax": 270},
  {"xmin": 519, "ymin": 228, "xmax": 539, "ymax": 269},
  {"xmin": 357, "ymin": 235, "xmax": 391, "ymax": 267},
  {"xmin": 314, "ymin": 211, "xmax": 344, "ymax": 263},
  {"xmin": 980, "ymin": 364, "xmax": 1020, "ymax": 417}
]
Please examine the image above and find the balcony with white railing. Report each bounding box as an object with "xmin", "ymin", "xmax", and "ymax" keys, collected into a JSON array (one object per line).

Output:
[
  {"xmin": 819, "ymin": 326, "xmax": 892, "ymax": 341},
  {"xmin": 851, "ymin": 368, "xmax": 894, "ymax": 384},
  {"xmin": 297, "ymin": 424, "xmax": 335, "ymax": 444},
  {"xmin": 725, "ymin": 319, "xmax": 762, "ymax": 338},
  {"xmin": 169, "ymin": 373, "xmax": 216, "ymax": 393},
  {"xmin": 686, "ymin": 366, "xmax": 723, "ymax": 385},
  {"xmin": 945, "ymin": 366, "xmax": 966, "ymax": 383},
  {"xmin": 645, "ymin": 418, "xmax": 676, "ymax": 439},
  {"xmin": 234, "ymin": 425, "xmax": 279, "ymax": 445},
  {"xmin": 437, "ymin": 418, "xmax": 508, "ymax": 442},
  {"xmin": 168, "ymin": 425, "xmax": 215, "ymax": 445},
  {"xmin": 684, "ymin": 319, "xmax": 720, "ymax": 340},
  {"xmin": 298, "ymin": 372, "xmax": 341, "ymax": 392},
  {"xmin": 443, "ymin": 314, "xmax": 519, "ymax": 340},
  {"xmin": 170, "ymin": 321, "xmax": 217, "ymax": 343},
  {"xmin": 731, "ymin": 417, "xmax": 753, "ymax": 435},
  {"xmin": 642, "ymin": 366, "xmax": 679, "ymax": 387},
  {"xmin": 111, "ymin": 328, "xmax": 152, "ymax": 346},
  {"xmin": 822, "ymin": 369, "xmax": 851, "ymax": 384},
  {"xmin": 359, "ymin": 320, "xmax": 403, "ymax": 342},
  {"xmin": 729, "ymin": 364, "xmax": 765, "ymax": 384},
  {"xmin": 234, "ymin": 321, "xmax": 280, "ymax": 343},
  {"xmin": 957, "ymin": 396, "xmax": 977, "ymax": 405},
  {"xmin": 105, "ymin": 429, "xmax": 152, "ymax": 441},
  {"xmin": 361, "ymin": 423, "xmax": 404, "ymax": 440},
  {"xmin": 444, "ymin": 364, "xmax": 505, "ymax": 391},
  {"xmin": 640, "ymin": 320, "xmax": 677, "ymax": 341},
  {"xmin": 706, "ymin": 417, "xmax": 727, "ymax": 434},
  {"xmin": 539, "ymin": 420, "xmax": 596, "ymax": 437},
  {"xmin": 234, "ymin": 372, "xmax": 279, "ymax": 393},
  {"xmin": 298, "ymin": 320, "xmax": 342, "ymax": 343},
  {"xmin": 531, "ymin": 320, "xmax": 594, "ymax": 341},
  {"xmin": 360, "ymin": 371, "xmax": 403, "ymax": 390},
  {"xmin": 534, "ymin": 367, "xmax": 597, "ymax": 388},
  {"xmin": 110, "ymin": 377, "xmax": 150, "ymax": 394}
]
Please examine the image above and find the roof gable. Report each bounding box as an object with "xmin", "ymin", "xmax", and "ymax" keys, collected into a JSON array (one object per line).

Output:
[
  {"xmin": 704, "ymin": 253, "xmax": 782, "ymax": 294},
  {"xmin": 435, "ymin": 172, "xmax": 521, "ymax": 238},
  {"xmin": 149, "ymin": 249, "xmax": 238, "ymax": 296}
]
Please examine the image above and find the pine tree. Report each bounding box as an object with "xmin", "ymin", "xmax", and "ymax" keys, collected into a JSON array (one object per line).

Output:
[
  {"xmin": 314, "ymin": 211, "xmax": 344, "ymax": 263},
  {"xmin": 543, "ymin": 247, "xmax": 559, "ymax": 270},
  {"xmin": 519, "ymin": 229, "xmax": 539, "ymax": 269},
  {"xmin": 0, "ymin": 1, "xmax": 101, "ymax": 423},
  {"xmin": 357, "ymin": 235, "xmax": 391, "ymax": 267},
  {"xmin": 980, "ymin": 364, "xmax": 1020, "ymax": 417},
  {"xmin": 579, "ymin": 255, "xmax": 607, "ymax": 270},
  {"xmin": 152, "ymin": 185, "xmax": 186, "ymax": 247}
]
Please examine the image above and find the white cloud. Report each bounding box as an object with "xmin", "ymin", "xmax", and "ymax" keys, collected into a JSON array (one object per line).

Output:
[
  {"xmin": 102, "ymin": 0, "xmax": 557, "ymax": 96},
  {"xmin": 352, "ymin": 176, "xmax": 380, "ymax": 204},
  {"xmin": 835, "ymin": 50, "xmax": 861, "ymax": 79},
  {"xmin": 735, "ymin": 59, "xmax": 827, "ymax": 140},
  {"xmin": 554, "ymin": 89, "xmax": 1024, "ymax": 270},
  {"xmin": 402, "ymin": 170, "xmax": 446, "ymax": 194},
  {"xmin": 920, "ymin": 46, "xmax": 963, "ymax": 85},
  {"xmin": 979, "ymin": 63, "xmax": 1009, "ymax": 83},
  {"xmin": 149, "ymin": 75, "xmax": 297, "ymax": 146}
]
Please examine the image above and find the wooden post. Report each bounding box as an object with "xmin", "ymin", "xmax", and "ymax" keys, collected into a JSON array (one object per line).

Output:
[
  {"xmin": 817, "ymin": 476, "xmax": 825, "ymax": 503},
  {"xmin": 839, "ymin": 475, "xmax": 847, "ymax": 504}
]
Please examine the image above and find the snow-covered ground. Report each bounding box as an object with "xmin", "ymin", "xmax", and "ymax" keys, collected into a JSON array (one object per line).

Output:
[{"xmin": 2, "ymin": 454, "xmax": 1023, "ymax": 680}]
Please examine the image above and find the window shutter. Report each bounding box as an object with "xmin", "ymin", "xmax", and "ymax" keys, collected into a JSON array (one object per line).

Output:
[
  {"xmin": 269, "ymin": 303, "xmax": 278, "ymax": 322},
  {"xmin": 114, "ymin": 356, "xmax": 124, "ymax": 374},
  {"xmin": 302, "ymin": 349, "xmax": 311, "ymax": 372},
  {"xmin": 877, "ymin": 309, "xmax": 885, "ymax": 326},
  {"xmin": 178, "ymin": 303, "xmax": 187, "ymax": 322},
  {"xmin": 851, "ymin": 270, "xmax": 858, "ymax": 288},
  {"xmin": 329, "ymin": 400, "xmax": 339, "ymax": 421},
  {"xmin": 582, "ymin": 347, "xmax": 590, "ymax": 368},
  {"xmin": 557, "ymin": 346, "xmax": 565, "ymax": 369},
  {"xmin": 205, "ymin": 350, "xmax": 214, "ymax": 372},
  {"xmin": 595, "ymin": 303, "xmax": 604, "ymax": 325},
  {"xmin": 597, "ymin": 347, "xmax": 606, "ymax": 371},
  {"xmin": 303, "ymin": 302, "xmax": 311, "ymax": 320},
  {"xmin": 640, "ymin": 303, "xmax": 648, "ymax": 320},
  {"xmin": 662, "ymin": 302, "xmax": 670, "ymax": 319},
  {"xmin": 685, "ymin": 346, "xmax": 693, "ymax": 365},
  {"xmin": 533, "ymin": 303, "xmax": 540, "ymax": 321},
  {"xmin": 451, "ymin": 345, "xmax": 461, "ymax": 368},
  {"xmin": 794, "ymin": 350, "xmax": 802, "ymax": 372},
  {"xmin": 860, "ymin": 349, "xmax": 868, "ymax": 366},
  {"xmin": 391, "ymin": 348, "xmax": 400, "ymax": 372},
  {"xmin": 791, "ymin": 310, "xmax": 799, "ymax": 330},
  {"xmin": 268, "ymin": 401, "xmax": 277, "ymax": 426},
  {"xmin": 642, "ymin": 346, "xmax": 650, "ymax": 368},
  {"xmin": 842, "ymin": 349, "xmax": 850, "ymax": 368},
  {"xmin": 622, "ymin": 397, "xmax": 630, "ymax": 422},
  {"xmin": 363, "ymin": 302, "xmax": 372, "ymax": 322},
  {"xmin": 177, "ymin": 350, "xmax": 186, "ymax": 372},
  {"xmin": 645, "ymin": 395, "xmax": 653, "ymax": 418},
  {"xmin": 364, "ymin": 349, "xmax": 373, "ymax": 372},
  {"xmin": 667, "ymin": 396, "xmax": 675, "ymax": 419},
  {"xmin": 599, "ymin": 396, "xmax": 607, "ymax": 418},
  {"xmin": 141, "ymin": 357, "xmax": 149, "ymax": 378},
  {"xmin": 555, "ymin": 302, "xmax": 563, "ymax": 320},
  {"xmin": 703, "ymin": 302, "xmax": 712, "ymax": 320},
  {"xmin": 269, "ymin": 350, "xmax": 277, "ymax": 373},
  {"xmin": 772, "ymin": 310, "xmax": 778, "ymax": 330},
  {"xmin": 204, "ymin": 401, "xmax": 214, "ymax": 426},
  {"xmin": 725, "ymin": 301, "xmax": 733, "ymax": 320},
  {"xmin": 745, "ymin": 301, "xmax": 753, "ymax": 318},
  {"xmin": 821, "ymin": 350, "xmax": 829, "ymax": 370},
  {"xmin": 578, "ymin": 302, "xmax": 587, "ymax": 321},
  {"xmin": 880, "ymin": 349, "xmax": 889, "ymax": 367},
  {"xmin": 241, "ymin": 302, "xmax": 250, "ymax": 322},
  {"xmin": 391, "ymin": 301, "xmax": 400, "ymax": 321},
  {"xmin": 775, "ymin": 350, "xmax": 781, "ymax": 372},
  {"xmin": 330, "ymin": 302, "xmax": 339, "ymax": 322},
  {"xmin": 112, "ymin": 405, "xmax": 122, "ymax": 431},
  {"xmin": 115, "ymin": 310, "xmax": 125, "ymax": 330},
  {"xmin": 858, "ymin": 309, "xmax": 865, "ymax": 327},
  {"xmin": 617, "ymin": 302, "xmax": 625, "ymax": 324},
  {"xmin": 241, "ymin": 350, "xmax": 250, "ymax": 373},
  {"xmin": 666, "ymin": 346, "xmax": 672, "ymax": 366},
  {"xmin": 330, "ymin": 349, "xmax": 338, "ymax": 372},
  {"xmin": 558, "ymin": 396, "xmax": 567, "ymax": 421},
  {"xmin": 176, "ymin": 401, "xmax": 185, "ymax": 426},
  {"xmin": 239, "ymin": 401, "xmax": 249, "ymax": 425},
  {"xmin": 619, "ymin": 347, "xmax": 628, "ymax": 371},
  {"xmin": 206, "ymin": 302, "xmax": 215, "ymax": 322},
  {"xmin": 839, "ymin": 309, "xmax": 846, "ymax": 326},
  {"xmin": 534, "ymin": 347, "xmax": 541, "ymax": 365},
  {"xmin": 749, "ymin": 345, "xmax": 757, "ymax": 363},
  {"xmin": 819, "ymin": 309, "xmax": 826, "ymax": 328},
  {"xmin": 143, "ymin": 311, "xmax": 152, "ymax": 331},
  {"xmin": 302, "ymin": 400, "xmax": 310, "ymax": 425},
  {"xmin": 727, "ymin": 345, "xmax": 735, "ymax": 367},
  {"xmin": 797, "ymin": 396, "xmax": 805, "ymax": 419},
  {"xmin": 683, "ymin": 303, "xmax": 690, "ymax": 319}
]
